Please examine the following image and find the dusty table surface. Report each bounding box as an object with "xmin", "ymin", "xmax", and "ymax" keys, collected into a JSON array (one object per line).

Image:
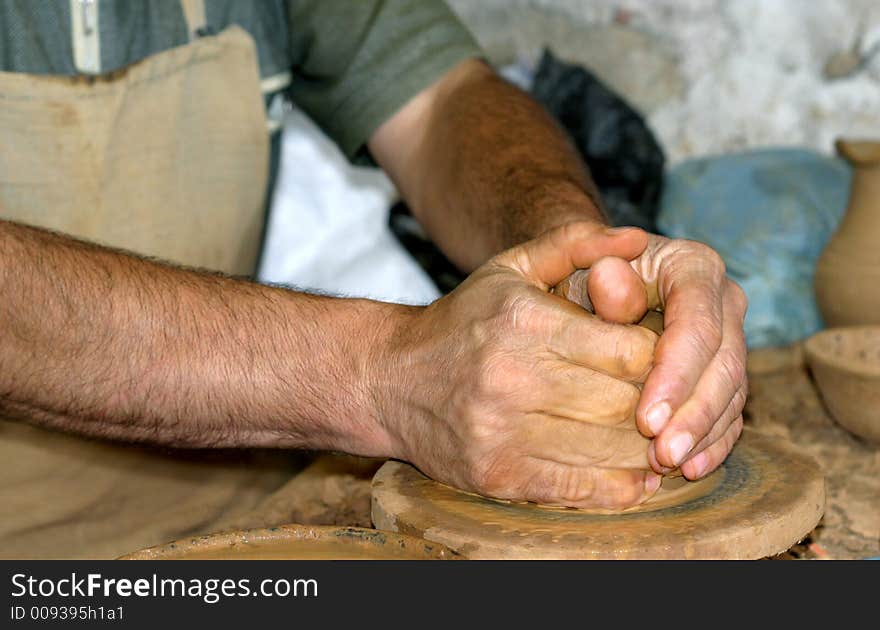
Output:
[
  {"xmin": 245, "ymin": 345, "xmax": 877, "ymax": 560},
  {"xmin": 747, "ymin": 344, "xmax": 879, "ymax": 559}
]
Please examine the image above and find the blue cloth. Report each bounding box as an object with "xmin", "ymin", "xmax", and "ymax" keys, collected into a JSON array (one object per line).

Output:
[{"xmin": 658, "ymin": 149, "xmax": 851, "ymax": 348}]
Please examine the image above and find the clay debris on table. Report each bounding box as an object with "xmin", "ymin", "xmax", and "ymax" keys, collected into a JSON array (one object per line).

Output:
[{"xmin": 746, "ymin": 345, "xmax": 880, "ymax": 560}]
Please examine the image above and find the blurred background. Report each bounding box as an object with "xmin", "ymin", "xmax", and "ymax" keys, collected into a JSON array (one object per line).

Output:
[{"xmin": 259, "ymin": 0, "xmax": 880, "ymax": 350}]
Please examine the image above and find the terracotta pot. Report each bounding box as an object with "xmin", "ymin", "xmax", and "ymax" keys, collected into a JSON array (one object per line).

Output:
[
  {"xmin": 815, "ymin": 139, "xmax": 880, "ymax": 327},
  {"xmin": 804, "ymin": 326, "xmax": 880, "ymax": 445}
]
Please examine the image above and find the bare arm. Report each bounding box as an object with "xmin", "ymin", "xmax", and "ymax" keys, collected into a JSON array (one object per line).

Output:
[
  {"xmin": 370, "ymin": 58, "xmax": 748, "ymax": 483},
  {"xmin": 0, "ymin": 219, "xmax": 402, "ymax": 455},
  {"xmin": 369, "ymin": 59, "xmax": 606, "ymax": 271},
  {"xmin": 0, "ymin": 216, "xmax": 668, "ymax": 510}
]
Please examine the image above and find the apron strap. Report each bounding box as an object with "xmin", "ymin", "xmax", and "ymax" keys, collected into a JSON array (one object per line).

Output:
[{"xmin": 180, "ymin": 0, "xmax": 207, "ymax": 40}]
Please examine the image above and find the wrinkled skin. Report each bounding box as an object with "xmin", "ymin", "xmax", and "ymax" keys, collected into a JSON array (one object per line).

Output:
[
  {"xmin": 578, "ymin": 237, "xmax": 748, "ymax": 481},
  {"xmin": 380, "ymin": 222, "xmax": 748, "ymax": 509}
]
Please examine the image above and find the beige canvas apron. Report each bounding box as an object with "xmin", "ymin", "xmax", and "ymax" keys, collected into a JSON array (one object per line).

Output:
[{"xmin": 0, "ymin": 3, "xmax": 305, "ymax": 558}]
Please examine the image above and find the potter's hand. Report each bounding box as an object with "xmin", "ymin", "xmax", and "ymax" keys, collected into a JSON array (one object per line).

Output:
[
  {"xmin": 559, "ymin": 234, "xmax": 748, "ymax": 480},
  {"xmin": 379, "ymin": 222, "xmax": 662, "ymax": 510}
]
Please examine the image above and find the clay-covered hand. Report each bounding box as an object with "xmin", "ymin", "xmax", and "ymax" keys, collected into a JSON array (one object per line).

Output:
[
  {"xmin": 377, "ymin": 222, "xmax": 662, "ymax": 510},
  {"xmin": 559, "ymin": 234, "xmax": 748, "ymax": 481}
]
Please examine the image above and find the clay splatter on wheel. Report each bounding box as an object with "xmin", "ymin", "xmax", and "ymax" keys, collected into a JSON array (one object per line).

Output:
[{"xmin": 371, "ymin": 430, "xmax": 825, "ymax": 559}]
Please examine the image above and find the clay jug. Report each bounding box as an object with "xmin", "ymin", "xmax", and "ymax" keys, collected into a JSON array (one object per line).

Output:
[{"xmin": 815, "ymin": 139, "xmax": 880, "ymax": 327}]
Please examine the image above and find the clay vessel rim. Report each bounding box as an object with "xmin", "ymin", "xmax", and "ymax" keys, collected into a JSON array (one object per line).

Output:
[
  {"xmin": 834, "ymin": 138, "xmax": 880, "ymax": 166},
  {"xmin": 117, "ymin": 523, "xmax": 457, "ymax": 560},
  {"xmin": 803, "ymin": 326, "xmax": 880, "ymax": 378}
]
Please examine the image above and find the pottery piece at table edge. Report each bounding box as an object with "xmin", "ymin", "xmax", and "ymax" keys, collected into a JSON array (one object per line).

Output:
[{"xmin": 804, "ymin": 326, "xmax": 880, "ymax": 444}]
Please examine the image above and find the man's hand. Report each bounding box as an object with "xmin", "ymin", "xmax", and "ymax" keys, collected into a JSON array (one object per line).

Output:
[
  {"xmin": 376, "ymin": 222, "xmax": 663, "ymax": 510},
  {"xmin": 561, "ymin": 235, "xmax": 748, "ymax": 481},
  {"xmin": 370, "ymin": 58, "xmax": 747, "ymax": 487}
]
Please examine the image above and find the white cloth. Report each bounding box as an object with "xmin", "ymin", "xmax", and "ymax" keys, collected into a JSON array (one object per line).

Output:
[{"xmin": 258, "ymin": 108, "xmax": 441, "ymax": 306}]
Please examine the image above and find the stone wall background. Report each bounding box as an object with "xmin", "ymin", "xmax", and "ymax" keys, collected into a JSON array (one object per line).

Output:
[{"xmin": 449, "ymin": 0, "xmax": 880, "ymax": 164}]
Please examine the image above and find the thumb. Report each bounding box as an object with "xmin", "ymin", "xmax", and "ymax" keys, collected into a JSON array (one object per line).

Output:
[
  {"xmin": 497, "ymin": 222, "xmax": 649, "ymax": 290},
  {"xmin": 588, "ymin": 256, "xmax": 649, "ymax": 324}
]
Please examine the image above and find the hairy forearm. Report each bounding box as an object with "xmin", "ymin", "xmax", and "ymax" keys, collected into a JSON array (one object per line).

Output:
[
  {"xmin": 372, "ymin": 60, "xmax": 606, "ymax": 272},
  {"xmin": 0, "ymin": 220, "xmax": 402, "ymax": 454}
]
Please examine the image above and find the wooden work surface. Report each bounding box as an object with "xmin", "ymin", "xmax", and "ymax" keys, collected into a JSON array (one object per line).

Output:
[
  {"xmin": 746, "ymin": 344, "xmax": 879, "ymax": 559},
  {"xmin": 230, "ymin": 345, "xmax": 877, "ymax": 560}
]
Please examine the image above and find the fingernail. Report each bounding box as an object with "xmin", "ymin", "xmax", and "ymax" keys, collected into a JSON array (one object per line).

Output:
[
  {"xmin": 644, "ymin": 473, "xmax": 662, "ymax": 495},
  {"xmin": 668, "ymin": 433, "xmax": 695, "ymax": 467},
  {"xmin": 689, "ymin": 451, "xmax": 709, "ymax": 479},
  {"xmin": 648, "ymin": 441, "xmax": 673, "ymax": 474},
  {"xmin": 604, "ymin": 226, "xmax": 633, "ymax": 235},
  {"xmin": 645, "ymin": 401, "xmax": 671, "ymax": 435}
]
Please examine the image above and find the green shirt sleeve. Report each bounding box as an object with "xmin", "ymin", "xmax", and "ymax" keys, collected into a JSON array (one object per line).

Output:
[{"xmin": 287, "ymin": 0, "xmax": 482, "ymax": 162}]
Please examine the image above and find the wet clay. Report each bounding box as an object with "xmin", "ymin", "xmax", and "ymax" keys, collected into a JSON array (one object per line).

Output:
[
  {"xmin": 804, "ymin": 326, "xmax": 880, "ymax": 444},
  {"xmin": 815, "ymin": 139, "xmax": 880, "ymax": 326},
  {"xmin": 371, "ymin": 430, "xmax": 825, "ymax": 559},
  {"xmin": 120, "ymin": 525, "xmax": 458, "ymax": 560}
]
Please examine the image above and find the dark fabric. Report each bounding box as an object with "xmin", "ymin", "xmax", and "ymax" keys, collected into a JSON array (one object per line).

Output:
[
  {"xmin": 389, "ymin": 49, "xmax": 669, "ymax": 295},
  {"xmin": 531, "ymin": 48, "xmax": 666, "ymax": 232}
]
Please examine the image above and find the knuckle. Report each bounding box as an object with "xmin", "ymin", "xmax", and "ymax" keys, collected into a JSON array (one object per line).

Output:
[
  {"xmin": 727, "ymin": 279, "xmax": 748, "ymax": 314},
  {"xmin": 729, "ymin": 417, "xmax": 744, "ymax": 444},
  {"xmin": 530, "ymin": 466, "xmax": 598, "ymax": 507},
  {"xmin": 692, "ymin": 241, "xmax": 726, "ymax": 276},
  {"xmin": 609, "ymin": 326, "xmax": 657, "ymax": 379},
  {"xmin": 557, "ymin": 468, "xmax": 594, "ymax": 505},
  {"xmin": 627, "ymin": 327, "xmax": 659, "ymax": 376},
  {"xmin": 601, "ymin": 383, "xmax": 641, "ymax": 426},
  {"xmin": 733, "ymin": 380, "xmax": 749, "ymax": 414},
  {"xmin": 690, "ymin": 399, "xmax": 718, "ymax": 436},
  {"xmin": 618, "ymin": 478, "xmax": 646, "ymax": 507},
  {"xmin": 690, "ymin": 321, "xmax": 723, "ymax": 362},
  {"xmin": 617, "ymin": 384, "xmax": 642, "ymax": 423},
  {"xmin": 717, "ymin": 348, "xmax": 747, "ymax": 393},
  {"xmin": 599, "ymin": 474, "xmax": 644, "ymax": 509},
  {"xmin": 473, "ymin": 349, "xmax": 524, "ymax": 399},
  {"xmin": 469, "ymin": 453, "xmax": 516, "ymax": 497},
  {"xmin": 560, "ymin": 220, "xmax": 602, "ymax": 244},
  {"xmin": 540, "ymin": 467, "xmax": 644, "ymax": 509},
  {"xmin": 498, "ymin": 291, "xmax": 539, "ymax": 332}
]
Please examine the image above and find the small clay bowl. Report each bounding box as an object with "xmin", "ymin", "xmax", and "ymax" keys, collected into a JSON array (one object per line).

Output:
[
  {"xmin": 804, "ymin": 326, "xmax": 880, "ymax": 444},
  {"xmin": 118, "ymin": 525, "xmax": 459, "ymax": 560}
]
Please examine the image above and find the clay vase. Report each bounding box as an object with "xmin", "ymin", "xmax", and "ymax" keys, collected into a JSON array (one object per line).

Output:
[{"xmin": 815, "ymin": 139, "xmax": 880, "ymax": 327}]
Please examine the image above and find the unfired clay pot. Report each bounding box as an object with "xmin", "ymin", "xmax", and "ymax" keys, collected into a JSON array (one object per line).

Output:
[
  {"xmin": 804, "ymin": 326, "xmax": 880, "ymax": 445},
  {"xmin": 118, "ymin": 525, "xmax": 458, "ymax": 560},
  {"xmin": 815, "ymin": 139, "xmax": 880, "ymax": 327}
]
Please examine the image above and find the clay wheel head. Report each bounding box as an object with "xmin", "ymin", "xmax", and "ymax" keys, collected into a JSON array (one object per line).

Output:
[{"xmin": 371, "ymin": 430, "xmax": 824, "ymax": 559}]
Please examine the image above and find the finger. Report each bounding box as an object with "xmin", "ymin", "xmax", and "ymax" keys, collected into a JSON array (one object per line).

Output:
[
  {"xmin": 636, "ymin": 247, "xmax": 742, "ymax": 437},
  {"xmin": 588, "ymin": 256, "xmax": 649, "ymax": 324},
  {"xmin": 499, "ymin": 222, "xmax": 649, "ymax": 290},
  {"xmin": 519, "ymin": 459, "xmax": 662, "ymax": 510},
  {"xmin": 650, "ymin": 283, "xmax": 748, "ymax": 468},
  {"xmin": 533, "ymin": 363, "xmax": 642, "ymax": 427},
  {"xmin": 683, "ymin": 380, "xmax": 747, "ymax": 461},
  {"xmin": 679, "ymin": 417, "xmax": 744, "ymax": 480},
  {"xmin": 648, "ymin": 381, "xmax": 745, "ymax": 474},
  {"xmin": 548, "ymin": 303, "xmax": 659, "ymax": 382},
  {"xmin": 646, "ymin": 440, "xmax": 673, "ymax": 475},
  {"xmin": 552, "ymin": 268, "xmax": 593, "ymax": 309},
  {"xmin": 521, "ymin": 412, "xmax": 651, "ymax": 470}
]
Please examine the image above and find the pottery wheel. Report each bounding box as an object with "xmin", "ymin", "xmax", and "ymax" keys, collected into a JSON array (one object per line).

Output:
[{"xmin": 371, "ymin": 430, "xmax": 825, "ymax": 559}]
